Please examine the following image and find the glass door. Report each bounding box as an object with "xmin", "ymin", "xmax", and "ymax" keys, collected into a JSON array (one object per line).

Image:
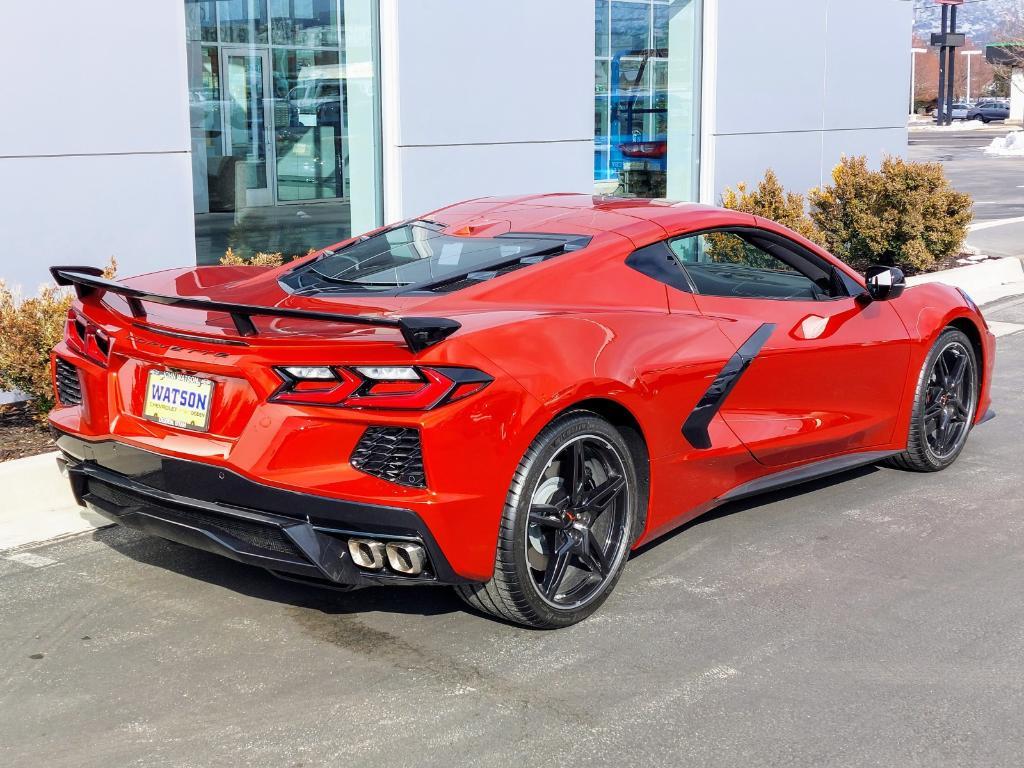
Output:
[{"xmin": 221, "ymin": 47, "xmax": 273, "ymax": 208}]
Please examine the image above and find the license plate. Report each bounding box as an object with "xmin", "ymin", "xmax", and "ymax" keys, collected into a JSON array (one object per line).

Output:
[{"xmin": 143, "ymin": 370, "xmax": 215, "ymax": 432}]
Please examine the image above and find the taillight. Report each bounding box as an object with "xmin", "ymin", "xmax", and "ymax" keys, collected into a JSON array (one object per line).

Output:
[
  {"xmin": 65, "ymin": 309, "xmax": 110, "ymax": 366},
  {"xmin": 270, "ymin": 365, "xmax": 492, "ymax": 410}
]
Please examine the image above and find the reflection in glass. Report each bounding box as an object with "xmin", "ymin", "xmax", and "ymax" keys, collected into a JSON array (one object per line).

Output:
[
  {"xmin": 595, "ymin": 0, "xmax": 701, "ymax": 200},
  {"xmin": 217, "ymin": 0, "xmax": 269, "ymax": 44},
  {"xmin": 273, "ymin": 48, "xmax": 344, "ymax": 201},
  {"xmin": 185, "ymin": 0, "xmax": 218, "ymax": 42},
  {"xmin": 270, "ymin": 0, "xmax": 338, "ymax": 46},
  {"xmin": 610, "ymin": 1, "xmax": 650, "ymax": 54},
  {"xmin": 595, "ymin": 0, "xmax": 609, "ymax": 57},
  {"xmin": 185, "ymin": 0, "xmax": 380, "ymax": 265}
]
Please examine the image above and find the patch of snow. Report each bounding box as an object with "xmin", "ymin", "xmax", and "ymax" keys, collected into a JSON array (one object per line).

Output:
[
  {"xmin": 910, "ymin": 120, "xmax": 1000, "ymax": 132},
  {"xmin": 985, "ymin": 131, "xmax": 1024, "ymax": 157}
]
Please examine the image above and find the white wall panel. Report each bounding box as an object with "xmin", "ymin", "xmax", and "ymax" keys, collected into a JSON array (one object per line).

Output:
[
  {"xmin": 704, "ymin": 0, "xmax": 911, "ymax": 202},
  {"xmin": 0, "ymin": 154, "xmax": 196, "ymax": 292},
  {"xmin": 395, "ymin": 140, "xmax": 594, "ymax": 216},
  {"xmin": 381, "ymin": 0, "xmax": 593, "ymax": 220},
  {"xmin": 822, "ymin": 1, "xmax": 910, "ymax": 131},
  {"xmin": 0, "ymin": 1, "xmax": 190, "ymax": 157},
  {"xmin": 713, "ymin": 0, "xmax": 828, "ymax": 136}
]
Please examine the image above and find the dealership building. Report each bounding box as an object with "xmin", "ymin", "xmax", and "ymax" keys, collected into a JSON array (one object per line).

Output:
[{"xmin": 0, "ymin": 0, "xmax": 911, "ymax": 291}]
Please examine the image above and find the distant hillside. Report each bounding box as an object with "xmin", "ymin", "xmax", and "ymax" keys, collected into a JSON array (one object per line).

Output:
[{"xmin": 914, "ymin": 0, "xmax": 1024, "ymax": 44}]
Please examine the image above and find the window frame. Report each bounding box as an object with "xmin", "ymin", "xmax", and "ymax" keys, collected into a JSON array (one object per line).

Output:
[{"xmin": 626, "ymin": 226, "xmax": 859, "ymax": 302}]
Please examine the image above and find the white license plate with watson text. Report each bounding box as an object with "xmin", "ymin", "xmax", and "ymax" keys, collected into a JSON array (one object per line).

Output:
[{"xmin": 142, "ymin": 370, "xmax": 215, "ymax": 431}]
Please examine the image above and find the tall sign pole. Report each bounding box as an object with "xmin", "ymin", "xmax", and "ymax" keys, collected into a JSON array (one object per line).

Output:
[
  {"xmin": 945, "ymin": 3, "xmax": 959, "ymax": 120},
  {"xmin": 936, "ymin": 4, "xmax": 949, "ymax": 124},
  {"xmin": 933, "ymin": 0, "xmax": 966, "ymax": 126}
]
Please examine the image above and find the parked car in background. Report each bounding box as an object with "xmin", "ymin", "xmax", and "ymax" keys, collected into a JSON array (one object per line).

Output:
[
  {"xmin": 930, "ymin": 103, "xmax": 971, "ymax": 121},
  {"xmin": 968, "ymin": 101, "xmax": 1011, "ymax": 123}
]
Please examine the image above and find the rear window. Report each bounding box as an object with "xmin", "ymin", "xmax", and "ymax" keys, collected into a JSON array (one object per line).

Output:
[{"xmin": 281, "ymin": 221, "xmax": 590, "ymax": 295}]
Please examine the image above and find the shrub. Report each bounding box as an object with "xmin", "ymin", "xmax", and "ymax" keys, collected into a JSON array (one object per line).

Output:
[
  {"xmin": 808, "ymin": 155, "xmax": 973, "ymax": 274},
  {"xmin": 0, "ymin": 259, "xmax": 116, "ymax": 419},
  {"xmin": 721, "ymin": 168, "xmax": 825, "ymax": 246},
  {"xmin": 220, "ymin": 247, "xmax": 285, "ymax": 268}
]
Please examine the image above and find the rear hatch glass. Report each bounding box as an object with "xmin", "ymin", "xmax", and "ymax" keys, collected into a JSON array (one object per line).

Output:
[{"xmin": 281, "ymin": 220, "xmax": 590, "ymax": 296}]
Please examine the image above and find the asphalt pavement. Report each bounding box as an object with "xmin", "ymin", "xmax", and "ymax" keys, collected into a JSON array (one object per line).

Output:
[
  {"xmin": 2, "ymin": 307, "xmax": 1023, "ymax": 767},
  {"xmin": 909, "ymin": 126, "xmax": 1024, "ymax": 259}
]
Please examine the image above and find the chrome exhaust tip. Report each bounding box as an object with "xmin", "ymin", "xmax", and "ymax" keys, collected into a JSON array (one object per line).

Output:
[
  {"xmin": 385, "ymin": 542, "xmax": 427, "ymax": 575},
  {"xmin": 348, "ymin": 538, "xmax": 386, "ymax": 570}
]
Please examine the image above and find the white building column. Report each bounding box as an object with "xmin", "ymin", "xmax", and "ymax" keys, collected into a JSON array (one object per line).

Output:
[
  {"xmin": 1011, "ymin": 69, "xmax": 1024, "ymax": 124},
  {"xmin": 378, "ymin": 0, "xmax": 594, "ymax": 222}
]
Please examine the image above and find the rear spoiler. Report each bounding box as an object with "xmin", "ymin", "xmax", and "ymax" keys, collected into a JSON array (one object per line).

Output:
[{"xmin": 50, "ymin": 266, "xmax": 460, "ymax": 353}]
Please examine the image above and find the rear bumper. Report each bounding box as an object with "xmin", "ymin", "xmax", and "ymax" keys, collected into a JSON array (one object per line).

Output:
[{"xmin": 55, "ymin": 432, "xmax": 468, "ymax": 588}]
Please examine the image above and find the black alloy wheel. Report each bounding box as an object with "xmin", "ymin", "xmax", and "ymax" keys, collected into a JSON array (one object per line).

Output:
[
  {"xmin": 923, "ymin": 340, "xmax": 976, "ymax": 460},
  {"xmin": 889, "ymin": 327, "xmax": 979, "ymax": 472},
  {"xmin": 524, "ymin": 434, "xmax": 631, "ymax": 609},
  {"xmin": 456, "ymin": 412, "xmax": 641, "ymax": 628}
]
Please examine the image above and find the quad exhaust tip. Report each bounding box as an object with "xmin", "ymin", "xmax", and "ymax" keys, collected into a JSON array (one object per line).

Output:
[
  {"xmin": 385, "ymin": 541, "xmax": 427, "ymax": 575},
  {"xmin": 347, "ymin": 539, "xmax": 386, "ymax": 570},
  {"xmin": 347, "ymin": 538, "xmax": 427, "ymax": 576}
]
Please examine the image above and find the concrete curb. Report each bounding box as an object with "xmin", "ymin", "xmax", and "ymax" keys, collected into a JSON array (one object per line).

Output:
[
  {"xmin": 907, "ymin": 257, "xmax": 1024, "ymax": 306},
  {"xmin": 0, "ymin": 451, "xmax": 107, "ymax": 552}
]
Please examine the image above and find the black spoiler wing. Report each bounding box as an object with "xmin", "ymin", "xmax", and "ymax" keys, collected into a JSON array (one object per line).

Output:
[{"xmin": 50, "ymin": 266, "xmax": 460, "ymax": 353}]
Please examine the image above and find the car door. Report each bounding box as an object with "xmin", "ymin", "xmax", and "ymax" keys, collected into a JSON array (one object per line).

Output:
[{"xmin": 664, "ymin": 226, "xmax": 913, "ymax": 467}]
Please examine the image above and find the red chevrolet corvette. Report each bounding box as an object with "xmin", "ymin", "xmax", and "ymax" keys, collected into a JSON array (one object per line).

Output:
[{"xmin": 49, "ymin": 195, "xmax": 994, "ymax": 628}]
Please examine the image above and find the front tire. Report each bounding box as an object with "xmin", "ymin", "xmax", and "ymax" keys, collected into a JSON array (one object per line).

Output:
[
  {"xmin": 889, "ymin": 328, "xmax": 978, "ymax": 472},
  {"xmin": 456, "ymin": 412, "xmax": 640, "ymax": 628}
]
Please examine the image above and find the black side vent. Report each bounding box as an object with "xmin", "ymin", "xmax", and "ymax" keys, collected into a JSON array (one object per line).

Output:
[
  {"xmin": 55, "ymin": 358, "xmax": 83, "ymax": 406},
  {"xmin": 350, "ymin": 427, "xmax": 426, "ymax": 488}
]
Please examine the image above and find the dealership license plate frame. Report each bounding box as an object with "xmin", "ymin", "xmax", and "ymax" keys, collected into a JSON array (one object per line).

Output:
[{"xmin": 142, "ymin": 369, "xmax": 216, "ymax": 432}]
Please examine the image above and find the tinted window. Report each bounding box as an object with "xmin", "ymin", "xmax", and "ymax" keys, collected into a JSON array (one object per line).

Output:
[
  {"xmin": 282, "ymin": 221, "xmax": 588, "ymax": 294},
  {"xmin": 668, "ymin": 231, "xmax": 831, "ymax": 300}
]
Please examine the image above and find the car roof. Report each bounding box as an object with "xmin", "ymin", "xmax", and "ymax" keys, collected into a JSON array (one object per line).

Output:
[{"xmin": 427, "ymin": 194, "xmax": 752, "ymax": 244}]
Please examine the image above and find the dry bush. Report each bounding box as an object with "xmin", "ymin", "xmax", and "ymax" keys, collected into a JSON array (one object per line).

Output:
[
  {"xmin": 0, "ymin": 259, "xmax": 116, "ymax": 419},
  {"xmin": 721, "ymin": 168, "xmax": 825, "ymax": 246},
  {"xmin": 809, "ymin": 156, "xmax": 973, "ymax": 274},
  {"xmin": 220, "ymin": 247, "xmax": 285, "ymax": 267}
]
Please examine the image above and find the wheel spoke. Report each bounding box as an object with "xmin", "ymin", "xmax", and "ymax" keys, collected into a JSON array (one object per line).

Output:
[
  {"xmin": 583, "ymin": 533, "xmax": 610, "ymax": 576},
  {"xmin": 541, "ymin": 538, "xmax": 573, "ymax": 598},
  {"xmin": 948, "ymin": 353, "xmax": 968, "ymax": 390},
  {"xmin": 529, "ymin": 504, "xmax": 564, "ymax": 528},
  {"xmin": 937, "ymin": 353, "xmax": 952, "ymax": 387},
  {"xmin": 567, "ymin": 440, "xmax": 587, "ymax": 506},
  {"xmin": 936, "ymin": 410, "xmax": 954, "ymax": 452},
  {"xmin": 582, "ymin": 475, "xmax": 626, "ymax": 511}
]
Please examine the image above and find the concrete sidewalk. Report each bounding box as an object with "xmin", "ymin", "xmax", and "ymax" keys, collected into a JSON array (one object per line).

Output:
[{"xmin": 0, "ymin": 451, "xmax": 106, "ymax": 551}]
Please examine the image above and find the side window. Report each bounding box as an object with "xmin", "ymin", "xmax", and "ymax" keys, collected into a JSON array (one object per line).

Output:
[{"xmin": 668, "ymin": 231, "xmax": 833, "ymax": 301}]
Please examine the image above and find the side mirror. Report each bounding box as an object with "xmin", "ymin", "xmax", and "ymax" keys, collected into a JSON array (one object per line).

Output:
[{"xmin": 863, "ymin": 265, "xmax": 906, "ymax": 302}]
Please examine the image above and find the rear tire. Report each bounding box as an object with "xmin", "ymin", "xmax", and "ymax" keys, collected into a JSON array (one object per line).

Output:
[
  {"xmin": 456, "ymin": 411, "xmax": 640, "ymax": 628},
  {"xmin": 888, "ymin": 328, "xmax": 978, "ymax": 473}
]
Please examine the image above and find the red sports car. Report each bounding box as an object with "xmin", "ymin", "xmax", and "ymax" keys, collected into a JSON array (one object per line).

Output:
[{"xmin": 49, "ymin": 195, "xmax": 995, "ymax": 628}]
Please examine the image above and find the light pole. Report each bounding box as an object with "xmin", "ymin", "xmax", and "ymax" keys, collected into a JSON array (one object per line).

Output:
[
  {"xmin": 911, "ymin": 47, "xmax": 927, "ymax": 116},
  {"xmin": 962, "ymin": 50, "xmax": 982, "ymax": 103}
]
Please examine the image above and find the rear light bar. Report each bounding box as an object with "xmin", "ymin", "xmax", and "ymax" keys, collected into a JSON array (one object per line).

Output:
[
  {"xmin": 65, "ymin": 309, "xmax": 111, "ymax": 366},
  {"xmin": 270, "ymin": 365, "xmax": 492, "ymax": 410}
]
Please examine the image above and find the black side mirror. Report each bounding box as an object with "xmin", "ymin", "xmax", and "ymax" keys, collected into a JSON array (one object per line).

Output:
[{"xmin": 863, "ymin": 265, "xmax": 906, "ymax": 302}]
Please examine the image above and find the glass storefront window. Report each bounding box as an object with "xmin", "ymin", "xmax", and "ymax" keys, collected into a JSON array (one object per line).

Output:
[
  {"xmin": 218, "ymin": 0, "xmax": 270, "ymax": 44},
  {"xmin": 595, "ymin": 0, "xmax": 701, "ymax": 200},
  {"xmin": 185, "ymin": 0, "xmax": 381, "ymax": 265},
  {"xmin": 270, "ymin": 0, "xmax": 339, "ymax": 46}
]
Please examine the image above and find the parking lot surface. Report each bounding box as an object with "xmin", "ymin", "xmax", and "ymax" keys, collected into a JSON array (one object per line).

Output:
[
  {"xmin": 2, "ymin": 321, "xmax": 1023, "ymax": 768},
  {"xmin": 910, "ymin": 127, "xmax": 1024, "ymax": 258}
]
